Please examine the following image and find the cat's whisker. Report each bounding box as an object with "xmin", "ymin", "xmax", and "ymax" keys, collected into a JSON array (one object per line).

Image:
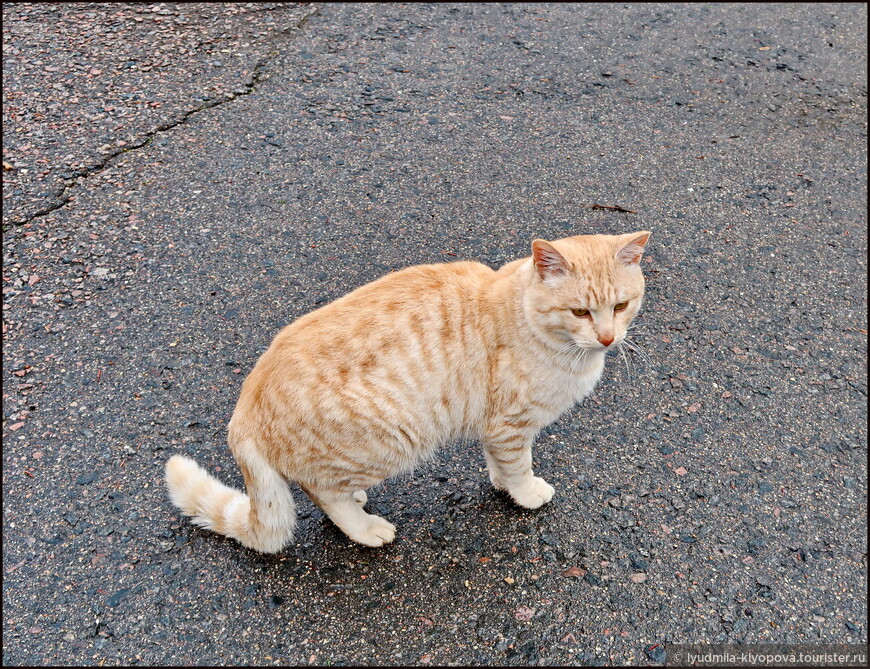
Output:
[
  {"xmin": 555, "ymin": 339, "xmax": 594, "ymax": 374},
  {"xmin": 617, "ymin": 342, "xmax": 634, "ymax": 381},
  {"xmin": 622, "ymin": 339, "xmax": 654, "ymax": 367},
  {"xmin": 556, "ymin": 341, "xmax": 579, "ymax": 357},
  {"xmin": 574, "ymin": 346, "xmax": 591, "ymax": 373},
  {"xmin": 623, "ymin": 335, "xmax": 652, "ymax": 357},
  {"xmin": 568, "ymin": 345, "xmax": 586, "ymax": 373},
  {"xmin": 555, "ymin": 341, "xmax": 582, "ymax": 369}
]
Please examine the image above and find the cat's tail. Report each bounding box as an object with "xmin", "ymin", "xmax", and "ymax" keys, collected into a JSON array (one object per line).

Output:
[{"xmin": 164, "ymin": 441, "xmax": 296, "ymax": 553}]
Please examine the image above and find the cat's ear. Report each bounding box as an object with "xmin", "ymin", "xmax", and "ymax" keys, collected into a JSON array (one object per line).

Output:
[
  {"xmin": 616, "ymin": 231, "xmax": 652, "ymax": 266},
  {"xmin": 532, "ymin": 239, "xmax": 570, "ymax": 283}
]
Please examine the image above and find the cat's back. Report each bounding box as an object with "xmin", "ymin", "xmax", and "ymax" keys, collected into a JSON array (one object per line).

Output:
[
  {"xmin": 333, "ymin": 259, "xmax": 492, "ymax": 314},
  {"xmin": 235, "ymin": 261, "xmax": 498, "ymax": 427},
  {"xmin": 286, "ymin": 259, "xmax": 494, "ymax": 346}
]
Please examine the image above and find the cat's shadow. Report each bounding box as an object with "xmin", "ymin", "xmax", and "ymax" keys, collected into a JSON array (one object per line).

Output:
[{"xmin": 234, "ymin": 450, "xmax": 559, "ymax": 577}]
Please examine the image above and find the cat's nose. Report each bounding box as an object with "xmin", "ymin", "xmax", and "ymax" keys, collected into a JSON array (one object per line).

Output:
[{"xmin": 598, "ymin": 334, "xmax": 615, "ymax": 347}]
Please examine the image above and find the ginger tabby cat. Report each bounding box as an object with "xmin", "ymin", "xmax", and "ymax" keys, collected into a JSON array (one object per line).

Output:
[{"xmin": 166, "ymin": 231, "xmax": 651, "ymax": 551}]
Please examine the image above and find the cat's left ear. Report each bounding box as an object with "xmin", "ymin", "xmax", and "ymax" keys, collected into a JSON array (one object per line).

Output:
[{"xmin": 616, "ymin": 231, "xmax": 652, "ymax": 265}]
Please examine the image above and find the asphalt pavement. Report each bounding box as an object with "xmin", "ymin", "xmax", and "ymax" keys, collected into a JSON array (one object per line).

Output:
[{"xmin": 3, "ymin": 3, "xmax": 867, "ymax": 665}]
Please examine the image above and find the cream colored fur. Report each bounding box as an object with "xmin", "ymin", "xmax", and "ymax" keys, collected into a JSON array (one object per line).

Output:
[{"xmin": 165, "ymin": 231, "xmax": 651, "ymax": 551}]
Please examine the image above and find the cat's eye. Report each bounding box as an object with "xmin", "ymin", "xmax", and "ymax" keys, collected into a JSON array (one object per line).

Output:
[
  {"xmin": 571, "ymin": 308, "xmax": 590, "ymax": 318},
  {"xmin": 614, "ymin": 301, "xmax": 629, "ymax": 312}
]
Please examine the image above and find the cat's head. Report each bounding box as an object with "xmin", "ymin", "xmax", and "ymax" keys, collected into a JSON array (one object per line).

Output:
[{"xmin": 524, "ymin": 231, "xmax": 651, "ymax": 351}]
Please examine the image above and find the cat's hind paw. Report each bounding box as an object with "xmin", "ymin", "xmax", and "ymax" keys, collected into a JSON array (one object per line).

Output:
[
  {"xmin": 509, "ymin": 476, "xmax": 555, "ymax": 510},
  {"xmin": 348, "ymin": 514, "xmax": 396, "ymax": 547}
]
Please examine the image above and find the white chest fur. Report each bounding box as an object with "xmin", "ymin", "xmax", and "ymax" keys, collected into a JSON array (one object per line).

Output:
[{"xmin": 536, "ymin": 352, "xmax": 605, "ymax": 425}]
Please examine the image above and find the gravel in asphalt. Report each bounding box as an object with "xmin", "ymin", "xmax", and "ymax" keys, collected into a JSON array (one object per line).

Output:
[
  {"xmin": 2, "ymin": 3, "xmax": 867, "ymax": 665},
  {"xmin": 2, "ymin": 2, "xmax": 313, "ymax": 225}
]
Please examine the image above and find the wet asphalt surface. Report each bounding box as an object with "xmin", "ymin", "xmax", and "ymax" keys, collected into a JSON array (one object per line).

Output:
[{"xmin": 2, "ymin": 2, "xmax": 867, "ymax": 666}]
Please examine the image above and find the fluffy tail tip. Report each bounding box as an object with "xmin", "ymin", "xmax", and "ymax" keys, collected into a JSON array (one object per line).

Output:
[
  {"xmin": 164, "ymin": 452, "xmax": 294, "ymax": 554},
  {"xmin": 165, "ymin": 454, "xmax": 208, "ymax": 515}
]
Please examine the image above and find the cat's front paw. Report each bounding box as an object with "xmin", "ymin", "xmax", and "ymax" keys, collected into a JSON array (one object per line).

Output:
[
  {"xmin": 488, "ymin": 471, "xmax": 507, "ymax": 491},
  {"xmin": 509, "ymin": 476, "xmax": 555, "ymax": 509}
]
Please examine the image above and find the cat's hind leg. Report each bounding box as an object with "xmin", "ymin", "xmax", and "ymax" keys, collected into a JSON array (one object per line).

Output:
[{"xmin": 303, "ymin": 486, "xmax": 394, "ymax": 547}]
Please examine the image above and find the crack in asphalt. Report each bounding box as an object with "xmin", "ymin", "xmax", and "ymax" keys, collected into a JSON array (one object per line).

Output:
[{"xmin": 9, "ymin": 4, "xmax": 319, "ymax": 231}]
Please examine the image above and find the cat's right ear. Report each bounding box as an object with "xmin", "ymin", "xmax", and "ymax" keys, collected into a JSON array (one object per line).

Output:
[{"xmin": 532, "ymin": 239, "xmax": 569, "ymax": 283}]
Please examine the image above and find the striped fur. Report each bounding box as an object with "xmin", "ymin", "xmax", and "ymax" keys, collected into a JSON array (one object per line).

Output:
[{"xmin": 165, "ymin": 231, "xmax": 651, "ymax": 551}]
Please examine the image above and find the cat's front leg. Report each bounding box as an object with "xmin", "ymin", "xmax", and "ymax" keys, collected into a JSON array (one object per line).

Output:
[{"xmin": 482, "ymin": 421, "xmax": 554, "ymax": 510}]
